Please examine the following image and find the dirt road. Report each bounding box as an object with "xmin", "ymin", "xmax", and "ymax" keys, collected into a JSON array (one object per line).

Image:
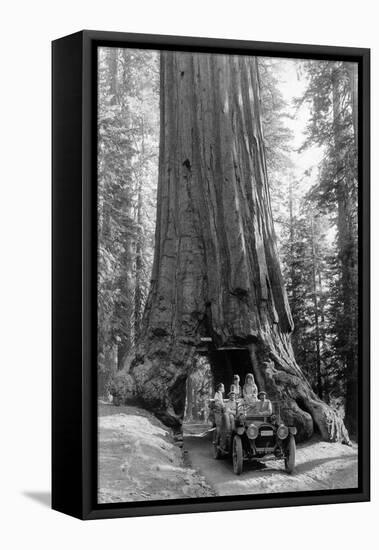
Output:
[
  {"xmin": 184, "ymin": 426, "xmax": 358, "ymax": 496},
  {"xmin": 98, "ymin": 406, "xmax": 358, "ymax": 502}
]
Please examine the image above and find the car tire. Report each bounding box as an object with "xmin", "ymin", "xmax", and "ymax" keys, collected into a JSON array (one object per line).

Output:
[
  {"xmin": 233, "ymin": 435, "xmax": 243, "ymax": 475},
  {"xmin": 285, "ymin": 434, "xmax": 296, "ymax": 474}
]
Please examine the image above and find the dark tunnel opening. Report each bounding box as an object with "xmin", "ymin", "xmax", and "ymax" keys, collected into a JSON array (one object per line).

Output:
[
  {"xmin": 207, "ymin": 348, "xmax": 253, "ymax": 391},
  {"xmin": 184, "ymin": 347, "xmax": 255, "ymax": 423}
]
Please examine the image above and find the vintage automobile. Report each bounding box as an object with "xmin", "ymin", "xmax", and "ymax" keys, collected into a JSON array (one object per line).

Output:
[{"xmin": 210, "ymin": 399, "xmax": 297, "ymax": 475}]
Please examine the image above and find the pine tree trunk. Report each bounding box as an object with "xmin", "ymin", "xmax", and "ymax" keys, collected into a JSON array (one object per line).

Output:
[
  {"xmin": 185, "ymin": 376, "xmax": 193, "ymax": 420},
  {"xmin": 100, "ymin": 48, "xmax": 118, "ymax": 243},
  {"xmin": 310, "ymin": 215, "xmax": 323, "ymax": 399},
  {"xmin": 317, "ymin": 262, "xmax": 329, "ymax": 401},
  {"xmin": 287, "ymin": 180, "xmax": 300, "ymax": 357},
  {"xmin": 117, "ymin": 219, "xmax": 134, "ymax": 370},
  {"xmin": 347, "ymin": 63, "xmax": 358, "ymax": 149},
  {"xmin": 116, "ymin": 49, "xmax": 134, "ymax": 369},
  {"xmin": 120, "ymin": 51, "xmax": 350, "ymax": 443},
  {"xmin": 134, "ymin": 124, "xmax": 145, "ymax": 339},
  {"xmin": 134, "ymin": 188, "xmax": 143, "ymax": 338}
]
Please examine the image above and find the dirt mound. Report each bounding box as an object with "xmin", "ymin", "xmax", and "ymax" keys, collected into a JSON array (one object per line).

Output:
[{"xmin": 98, "ymin": 403, "xmax": 214, "ymax": 503}]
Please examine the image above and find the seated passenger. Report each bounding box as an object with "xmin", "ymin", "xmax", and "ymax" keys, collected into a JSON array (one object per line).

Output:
[
  {"xmin": 243, "ymin": 373, "xmax": 258, "ymax": 404},
  {"xmin": 225, "ymin": 387, "xmax": 238, "ymax": 416},
  {"xmin": 232, "ymin": 375, "xmax": 242, "ymax": 398},
  {"xmin": 213, "ymin": 383, "xmax": 225, "ymax": 432},
  {"xmin": 220, "ymin": 388, "xmax": 238, "ymax": 443},
  {"xmin": 257, "ymin": 390, "xmax": 272, "ymax": 415},
  {"xmin": 214, "ymin": 383, "xmax": 225, "ymax": 408}
]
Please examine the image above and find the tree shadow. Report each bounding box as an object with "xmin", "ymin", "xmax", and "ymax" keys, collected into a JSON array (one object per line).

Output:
[
  {"xmin": 295, "ymin": 455, "xmax": 355, "ymax": 476},
  {"xmin": 22, "ymin": 491, "xmax": 51, "ymax": 508},
  {"xmin": 233, "ymin": 454, "xmax": 354, "ymax": 477},
  {"xmin": 215, "ymin": 453, "xmax": 355, "ymax": 480}
]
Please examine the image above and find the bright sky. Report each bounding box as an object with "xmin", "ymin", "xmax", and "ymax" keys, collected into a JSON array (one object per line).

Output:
[
  {"xmin": 267, "ymin": 57, "xmax": 324, "ymax": 191},
  {"xmin": 265, "ymin": 57, "xmax": 336, "ymax": 244}
]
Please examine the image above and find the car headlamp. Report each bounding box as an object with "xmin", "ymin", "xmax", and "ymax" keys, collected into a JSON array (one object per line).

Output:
[
  {"xmin": 247, "ymin": 423, "xmax": 258, "ymax": 439},
  {"xmin": 277, "ymin": 424, "xmax": 288, "ymax": 439},
  {"xmin": 277, "ymin": 425, "xmax": 289, "ymax": 440}
]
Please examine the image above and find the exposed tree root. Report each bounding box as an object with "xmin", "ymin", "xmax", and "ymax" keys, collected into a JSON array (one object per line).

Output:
[{"xmin": 252, "ymin": 340, "xmax": 351, "ymax": 445}]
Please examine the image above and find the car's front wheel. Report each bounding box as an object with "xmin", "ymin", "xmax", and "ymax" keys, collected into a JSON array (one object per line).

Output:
[
  {"xmin": 285, "ymin": 434, "xmax": 296, "ymax": 474},
  {"xmin": 233, "ymin": 435, "xmax": 243, "ymax": 475}
]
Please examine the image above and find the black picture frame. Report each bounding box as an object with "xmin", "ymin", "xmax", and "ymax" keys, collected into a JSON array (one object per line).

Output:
[{"xmin": 52, "ymin": 30, "xmax": 370, "ymax": 520}]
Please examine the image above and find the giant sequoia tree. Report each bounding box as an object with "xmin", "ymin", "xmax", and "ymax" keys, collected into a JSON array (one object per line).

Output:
[{"xmin": 121, "ymin": 51, "xmax": 350, "ymax": 443}]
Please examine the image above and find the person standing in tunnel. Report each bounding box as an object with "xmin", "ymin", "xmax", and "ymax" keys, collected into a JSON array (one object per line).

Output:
[{"xmin": 257, "ymin": 390, "xmax": 273, "ymax": 415}]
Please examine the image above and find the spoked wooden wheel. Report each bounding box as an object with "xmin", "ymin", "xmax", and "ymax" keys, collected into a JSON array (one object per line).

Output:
[
  {"xmin": 233, "ymin": 435, "xmax": 243, "ymax": 475},
  {"xmin": 285, "ymin": 434, "xmax": 296, "ymax": 474}
]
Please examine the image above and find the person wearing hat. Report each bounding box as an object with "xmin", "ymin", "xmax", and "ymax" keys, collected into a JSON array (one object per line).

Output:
[
  {"xmin": 224, "ymin": 386, "xmax": 238, "ymax": 433},
  {"xmin": 257, "ymin": 390, "xmax": 272, "ymax": 415},
  {"xmin": 226, "ymin": 385, "xmax": 238, "ymax": 415},
  {"xmin": 213, "ymin": 383, "xmax": 225, "ymax": 433}
]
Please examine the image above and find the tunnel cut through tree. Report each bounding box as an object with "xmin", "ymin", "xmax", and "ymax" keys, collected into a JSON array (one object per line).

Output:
[{"xmin": 119, "ymin": 50, "xmax": 350, "ymax": 443}]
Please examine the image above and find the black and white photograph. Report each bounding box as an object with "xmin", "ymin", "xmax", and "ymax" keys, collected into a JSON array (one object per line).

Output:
[
  {"xmin": 2, "ymin": 0, "xmax": 378, "ymax": 542},
  {"xmin": 97, "ymin": 46, "xmax": 360, "ymax": 504}
]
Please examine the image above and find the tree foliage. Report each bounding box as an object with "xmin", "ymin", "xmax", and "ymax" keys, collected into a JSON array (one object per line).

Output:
[
  {"xmin": 262, "ymin": 59, "xmax": 358, "ymax": 429},
  {"xmin": 97, "ymin": 48, "xmax": 159, "ymax": 395}
]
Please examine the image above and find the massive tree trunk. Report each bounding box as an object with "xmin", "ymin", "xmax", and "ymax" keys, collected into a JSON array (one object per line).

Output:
[{"xmin": 120, "ymin": 51, "xmax": 350, "ymax": 443}]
